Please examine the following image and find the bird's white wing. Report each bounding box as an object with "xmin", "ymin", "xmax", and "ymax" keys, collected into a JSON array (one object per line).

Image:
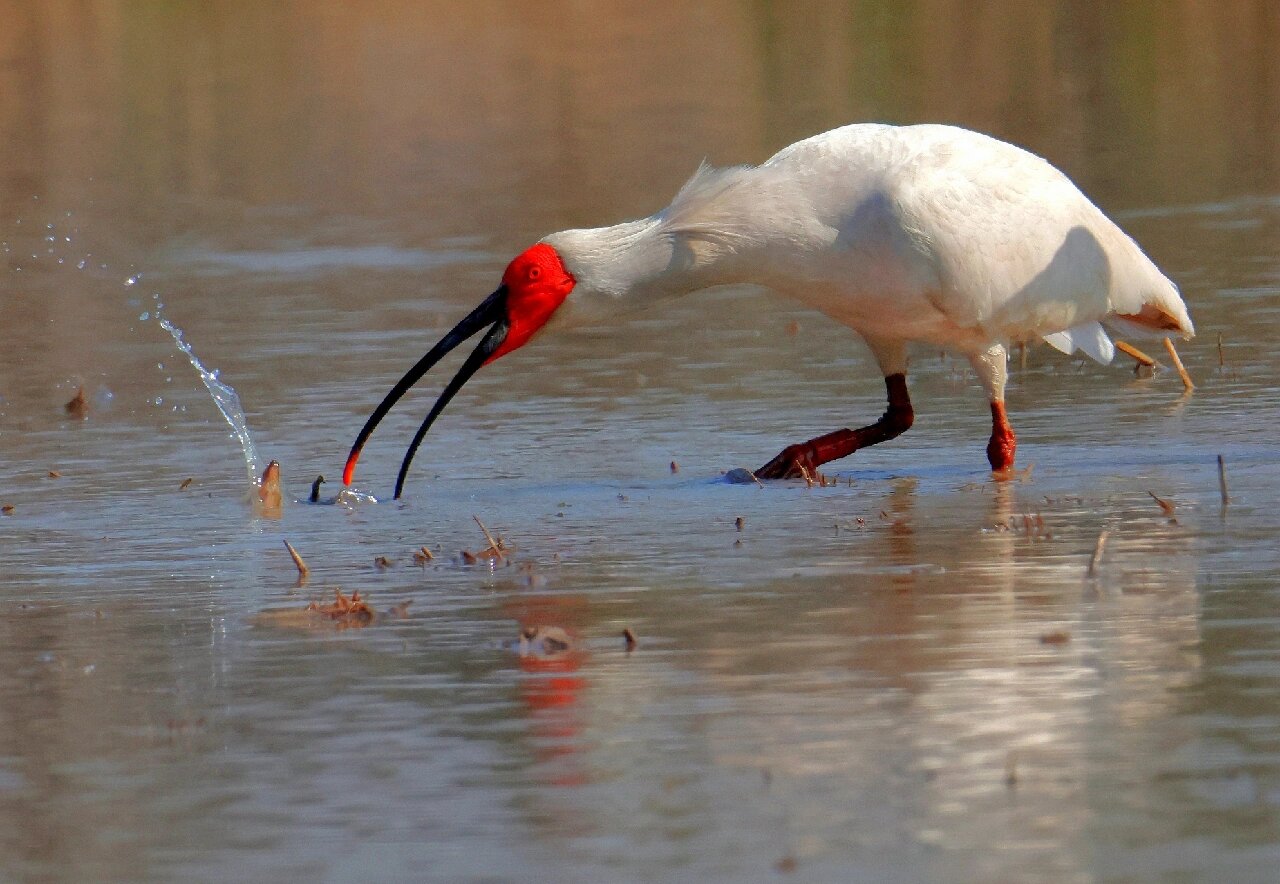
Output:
[{"xmin": 886, "ymin": 126, "xmax": 1191, "ymax": 349}]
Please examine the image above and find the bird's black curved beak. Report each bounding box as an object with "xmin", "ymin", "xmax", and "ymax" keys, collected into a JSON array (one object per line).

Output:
[{"xmin": 343, "ymin": 285, "xmax": 510, "ymax": 498}]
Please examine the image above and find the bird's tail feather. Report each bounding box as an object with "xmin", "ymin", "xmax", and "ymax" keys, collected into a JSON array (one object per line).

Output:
[
  {"xmin": 1042, "ymin": 321, "xmax": 1116, "ymax": 364},
  {"xmin": 1043, "ymin": 301, "xmax": 1194, "ymax": 365},
  {"xmin": 1104, "ymin": 303, "xmax": 1194, "ymax": 341}
]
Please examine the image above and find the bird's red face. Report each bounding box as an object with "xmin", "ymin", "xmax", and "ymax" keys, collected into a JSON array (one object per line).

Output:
[
  {"xmin": 488, "ymin": 243, "xmax": 576, "ymax": 363},
  {"xmin": 343, "ymin": 243, "xmax": 575, "ymax": 497}
]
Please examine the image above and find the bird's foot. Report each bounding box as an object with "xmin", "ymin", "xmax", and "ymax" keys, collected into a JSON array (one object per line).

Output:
[
  {"xmin": 987, "ymin": 442, "xmax": 1016, "ymax": 472},
  {"xmin": 986, "ymin": 406, "xmax": 1017, "ymax": 472},
  {"xmin": 756, "ymin": 443, "xmax": 819, "ymax": 480}
]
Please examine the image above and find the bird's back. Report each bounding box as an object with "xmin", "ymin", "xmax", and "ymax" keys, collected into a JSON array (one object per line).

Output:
[{"xmin": 704, "ymin": 124, "xmax": 1192, "ymax": 353}]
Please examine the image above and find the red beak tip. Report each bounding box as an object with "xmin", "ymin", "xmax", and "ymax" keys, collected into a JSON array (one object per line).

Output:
[{"xmin": 342, "ymin": 456, "xmax": 357, "ymax": 487}]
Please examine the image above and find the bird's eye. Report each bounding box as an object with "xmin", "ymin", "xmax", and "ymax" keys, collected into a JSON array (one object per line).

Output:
[{"xmin": 526, "ymin": 265, "xmax": 542, "ymax": 281}]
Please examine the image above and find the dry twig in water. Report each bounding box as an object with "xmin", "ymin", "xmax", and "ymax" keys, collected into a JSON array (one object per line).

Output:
[
  {"xmin": 413, "ymin": 546, "xmax": 434, "ymax": 565},
  {"xmin": 1163, "ymin": 338, "xmax": 1194, "ymax": 391},
  {"xmin": 1147, "ymin": 491, "xmax": 1176, "ymax": 518},
  {"xmin": 179, "ymin": 478, "xmax": 193, "ymax": 491},
  {"xmin": 623, "ymin": 627, "xmax": 638, "ymax": 652},
  {"xmin": 1115, "ymin": 340, "xmax": 1156, "ymax": 367},
  {"xmin": 283, "ymin": 539, "xmax": 310, "ymax": 580},
  {"xmin": 670, "ymin": 460, "xmax": 679, "ymax": 473},
  {"xmin": 473, "ymin": 515, "xmax": 506, "ymax": 561},
  {"xmin": 308, "ymin": 588, "xmax": 374, "ymax": 626},
  {"xmin": 1218, "ymin": 455, "xmax": 1230, "ymax": 508},
  {"xmin": 798, "ymin": 464, "xmax": 815, "ymax": 487},
  {"xmin": 1087, "ymin": 529, "xmax": 1110, "ymax": 577},
  {"xmin": 1115, "ymin": 340, "xmax": 1158, "ymax": 374}
]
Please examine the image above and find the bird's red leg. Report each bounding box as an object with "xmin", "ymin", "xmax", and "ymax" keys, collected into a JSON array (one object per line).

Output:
[
  {"xmin": 987, "ymin": 400, "xmax": 1017, "ymax": 471},
  {"xmin": 756, "ymin": 374, "xmax": 914, "ymax": 479}
]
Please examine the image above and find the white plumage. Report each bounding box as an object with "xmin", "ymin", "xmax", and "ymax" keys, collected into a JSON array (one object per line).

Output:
[
  {"xmin": 547, "ymin": 123, "xmax": 1192, "ymax": 352},
  {"xmin": 538, "ymin": 123, "xmax": 1193, "ymax": 476},
  {"xmin": 347, "ymin": 123, "xmax": 1198, "ymax": 492}
]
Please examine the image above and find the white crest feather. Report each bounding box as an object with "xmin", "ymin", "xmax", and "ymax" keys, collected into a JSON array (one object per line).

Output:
[
  {"xmin": 661, "ymin": 163, "xmax": 753, "ymax": 226},
  {"xmin": 656, "ymin": 161, "xmax": 790, "ymax": 250}
]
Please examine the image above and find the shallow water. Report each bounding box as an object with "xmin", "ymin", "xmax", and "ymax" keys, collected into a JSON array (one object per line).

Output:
[{"xmin": 3, "ymin": 3, "xmax": 1280, "ymax": 881}]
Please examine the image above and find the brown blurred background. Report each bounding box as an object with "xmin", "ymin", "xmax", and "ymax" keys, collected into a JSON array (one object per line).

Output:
[{"xmin": 2, "ymin": 0, "xmax": 1277, "ymax": 243}]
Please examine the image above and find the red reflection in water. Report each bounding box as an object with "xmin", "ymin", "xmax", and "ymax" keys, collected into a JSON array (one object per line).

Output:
[
  {"xmin": 506, "ymin": 593, "xmax": 591, "ymax": 788},
  {"xmin": 519, "ymin": 649, "xmax": 588, "ymax": 785}
]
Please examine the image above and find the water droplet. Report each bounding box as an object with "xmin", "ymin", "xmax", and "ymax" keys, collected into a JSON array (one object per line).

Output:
[
  {"xmin": 155, "ymin": 362, "xmax": 163, "ymax": 370},
  {"xmin": 76, "ymin": 259, "xmax": 86, "ymax": 270},
  {"xmin": 139, "ymin": 311, "xmax": 150, "ymax": 321},
  {"xmin": 124, "ymin": 275, "xmax": 138, "ymax": 286},
  {"xmin": 151, "ymin": 292, "xmax": 160, "ymax": 300}
]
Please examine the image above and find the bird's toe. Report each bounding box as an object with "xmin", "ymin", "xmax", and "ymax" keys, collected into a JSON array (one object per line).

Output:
[{"xmin": 756, "ymin": 444, "xmax": 816, "ymax": 480}]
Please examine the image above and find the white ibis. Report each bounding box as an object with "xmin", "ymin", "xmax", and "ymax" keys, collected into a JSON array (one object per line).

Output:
[{"xmin": 344, "ymin": 123, "xmax": 1194, "ymax": 498}]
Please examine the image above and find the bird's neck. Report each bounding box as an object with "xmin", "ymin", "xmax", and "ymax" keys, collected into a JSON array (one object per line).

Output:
[{"xmin": 544, "ymin": 216, "xmax": 733, "ymax": 312}]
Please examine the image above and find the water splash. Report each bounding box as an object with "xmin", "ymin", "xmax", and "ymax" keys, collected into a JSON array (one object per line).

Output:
[{"xmin": 157, "ymin": 313, "xmax": 262, "ymax": 486}]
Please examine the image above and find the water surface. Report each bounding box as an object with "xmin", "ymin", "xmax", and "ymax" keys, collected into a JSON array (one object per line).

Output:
[{"xmin": 2, "ymin": 3, "xmax": 1280, "ymax": 881}]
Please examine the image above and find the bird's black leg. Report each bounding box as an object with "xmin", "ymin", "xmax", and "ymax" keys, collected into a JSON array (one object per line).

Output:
[{"xmin": 756, "ymin": 373, "xmax": 914, "ymax": 479}]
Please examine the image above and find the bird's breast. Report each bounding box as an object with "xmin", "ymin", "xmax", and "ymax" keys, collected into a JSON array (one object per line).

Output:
[
  {"xmin": 755, "ymin": 211, "xmax": 971, "ymax": 344},
  {"xmin": 784, "ymin": 277, "xmax": 980, "ymax": 346}
]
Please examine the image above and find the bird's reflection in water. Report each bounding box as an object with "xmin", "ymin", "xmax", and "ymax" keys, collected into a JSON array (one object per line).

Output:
[
  {"xmin": 552, "ymin": 474, "xmax": 1207, "ymax": 871},
  {"xmin": 884, "ymin": 477, "xmax": 919, "ymax": 593},
  {"xmin": 502, "ymin": 593, "xmax": 590, "ymax": 790}
]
